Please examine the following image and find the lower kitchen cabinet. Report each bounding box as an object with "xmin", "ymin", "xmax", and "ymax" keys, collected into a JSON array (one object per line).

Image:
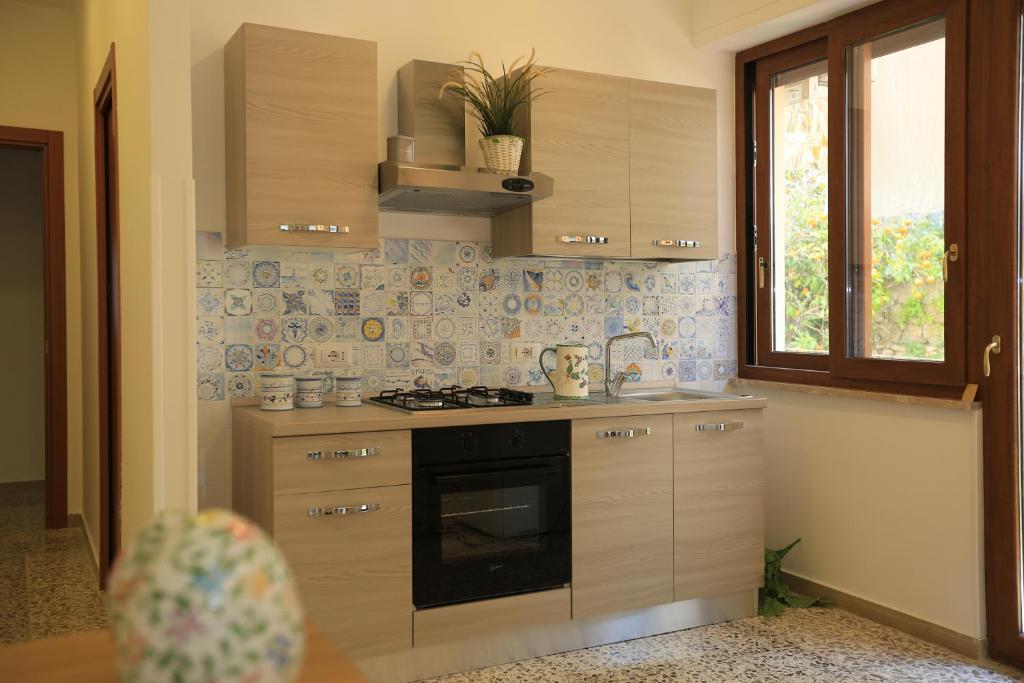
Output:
[
  {"xmin": 273, "ymin": 485, "xmax": 412, "ymax": 658},
  {"xmin": 570, "ymin": 414, "xmax": 674, "ymax": 620},
  {"xmin": 673, "ymin": 410, "xmax": 764, "ymax": 601}
]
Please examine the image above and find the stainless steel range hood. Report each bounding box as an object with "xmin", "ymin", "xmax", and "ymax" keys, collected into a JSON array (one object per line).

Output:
[
  {"xmin": 377, "ymin": 60, "xmax": 553, "ymax": 217},
  {"xmin": 378, "ymin": 161, "xmax": 553, "ymax": 216}
]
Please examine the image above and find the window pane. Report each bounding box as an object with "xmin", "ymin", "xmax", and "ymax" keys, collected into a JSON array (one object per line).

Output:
[
  {"xmin": 847, "ymin": 19, "xmax": 946, "ymax": 361},
  {"xmin": 770, "ymin": 60, "xmax": 829, "ymax": 353}
]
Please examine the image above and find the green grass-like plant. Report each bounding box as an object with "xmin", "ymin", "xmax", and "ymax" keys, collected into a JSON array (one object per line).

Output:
[
  {"xmin": 439, "ymin": 49, "xmax": 552, "ymax": 139},
  {"xmin": 759, "ymin": 538, "xmax": 826, "ymax": 617}
]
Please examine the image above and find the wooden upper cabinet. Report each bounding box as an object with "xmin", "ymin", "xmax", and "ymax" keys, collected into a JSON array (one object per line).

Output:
[
  {"xmin": 224, "ymin": 24, "xmax": 379, "ymax": 250},
  {"xmin": 492, "ymin": 68, "xmax": 631, "ymax": 258},
  {"xmin": 570, "ymin": 415, "xmax": 674, "ymax": 620},
  {"xmin": 629, "ymin": 80, "xmax": 718, "ymax": 260}
]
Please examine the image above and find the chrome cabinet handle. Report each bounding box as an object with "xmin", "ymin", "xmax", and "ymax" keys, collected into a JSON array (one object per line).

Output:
[
  {"xmin": 308, "ymin": 503, "xmax": 380, "ymax": 517},
  {"xmin": 652, "ymin": 239, "xmax": 701, "ymax": 248},
  {"xmin": 758, "ymin": 257, "xmax": 767, "ymax": 288},
  {"xmin": 279, "ymin": 223, "xmax": 351, "ymax": 234},
  {"xmin": 558, "ymin": 235, "xmax": 608, "ymax": 244},
  {"xmin": 306, "ymin": 447, "xmax": 380, "ymax": 460},
  {"xmin": 596, "ymin": 427, "xmax": 653, "ymax": 438},
  {"xmin": 983, "ymin": 335, "xmax": 1002, "ymax": 377},
  {"xmin": 695, "ymin": 422, "xmax": 744, "ymax": 433},
  {"xmin": 942, "ymin": 243, "xmax": 959, "ymax": 282}
]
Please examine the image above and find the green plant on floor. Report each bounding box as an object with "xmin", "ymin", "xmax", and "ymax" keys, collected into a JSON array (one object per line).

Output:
[{"xmin": 759, "ymin": 538, "xmax": 825, "ymax": 617}]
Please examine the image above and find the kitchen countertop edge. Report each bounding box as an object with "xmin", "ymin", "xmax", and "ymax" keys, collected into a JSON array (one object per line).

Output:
[{"xmin": 235, "ymin": 396, "xmax": 767, "ymax": 437}]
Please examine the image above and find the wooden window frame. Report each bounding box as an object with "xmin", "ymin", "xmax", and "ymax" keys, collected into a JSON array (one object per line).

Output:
[
  {"xmin": 737, "ymin": 0, "xmax": 968, "ymax": 396},
  {"xmin": 752, "ymin": 40, "xmax": 830, "ymax": 372}
]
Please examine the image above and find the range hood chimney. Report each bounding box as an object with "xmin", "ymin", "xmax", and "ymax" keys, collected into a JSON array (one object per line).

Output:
[{"xmin": 378, "ymin": 60, "xmax": 553, "ymax": 217}]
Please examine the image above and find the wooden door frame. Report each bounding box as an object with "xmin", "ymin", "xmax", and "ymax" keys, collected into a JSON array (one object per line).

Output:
[
  {"xmin": 94, "ymin": 44, "xmax": 121, "ymax": 586},
  {"xmin": 0, "ymin": 125, "xmax": 68, "ymax": 530},
  {"xmin": 970, "ymin": 0, "xmax": 1024, "ymax": 667}
]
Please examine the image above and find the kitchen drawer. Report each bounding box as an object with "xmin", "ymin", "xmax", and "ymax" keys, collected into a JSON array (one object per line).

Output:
[
  {"xmin": 274, "ymin": 485, "xmax": 412, "ymax": 658},
  {"xmin": 674, "ymin": 409, "xmax": 764, "ymax": 601},
  {"xmin": 272, "ymin": 430, "xmax": 410, "ymax": 495}
]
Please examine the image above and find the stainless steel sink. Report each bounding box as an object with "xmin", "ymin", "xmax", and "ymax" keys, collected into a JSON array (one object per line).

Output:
[{"xmin": 618, "ymin": 388, "xmax": 748, "ymax": 403}]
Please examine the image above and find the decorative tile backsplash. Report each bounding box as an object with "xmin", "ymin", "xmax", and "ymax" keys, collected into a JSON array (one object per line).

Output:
[{"xmin": 195, "ymin": 231, "xmax": 738, "ymax": 400}]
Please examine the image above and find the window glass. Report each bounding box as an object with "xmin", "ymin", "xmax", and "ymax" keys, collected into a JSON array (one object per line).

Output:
[
  {"xmin": 847, "ymin": 19, "xmax": 947, "ymax": 361},
  {"xmin": 771, "ymin": 60, "xmax": 830, "ymax": 353}
]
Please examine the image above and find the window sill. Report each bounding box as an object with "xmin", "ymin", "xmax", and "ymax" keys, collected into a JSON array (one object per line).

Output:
[{"xmin": 728, "ymin": 377, "xmax": 980, "ymax": 412}]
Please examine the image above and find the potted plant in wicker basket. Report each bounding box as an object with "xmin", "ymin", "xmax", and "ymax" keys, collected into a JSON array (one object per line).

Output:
[{"xmin": 439, "ymin": 49, "xmax": 551, "ymax": 175}]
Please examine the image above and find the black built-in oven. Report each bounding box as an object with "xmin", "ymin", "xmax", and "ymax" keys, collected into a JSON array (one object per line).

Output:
[{"xmin": 412, "ymin": 421, "xmax": 571, "ymax": 609}]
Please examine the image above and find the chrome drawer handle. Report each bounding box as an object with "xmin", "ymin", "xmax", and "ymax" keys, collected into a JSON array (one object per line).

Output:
[
  {"xmin": 279, "ymin": 223, "xmax": 351, "ymax": 234},
  {"xmin": 333, "ymin": 447, "xmax": 379, "ymax": 459},
  {"xmin": 695, "ymin": 422, "xmax": 743, "ymax": 432},
  {"xmin": 652, "ymin": 239, "xmax": 701, "ymax": 248},
  {"xmin": 307, "ymin": 447, "xmax": 380, "ymax": 460},
  {"xmin": 596, "ymin": 427, "xmax": 653, "ymax": 439},
  {"xmin": 558, "ymin": 235, "xmax": 608, "ymax": 244},
  {"xmin": 308, "ymin": 503, "xmax": 380, "ymax": 517}
]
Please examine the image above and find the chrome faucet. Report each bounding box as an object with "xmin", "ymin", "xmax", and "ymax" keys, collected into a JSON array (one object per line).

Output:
[{"xmin": 604, "ymin": 331, "xmax": 657, "ymax": 397}]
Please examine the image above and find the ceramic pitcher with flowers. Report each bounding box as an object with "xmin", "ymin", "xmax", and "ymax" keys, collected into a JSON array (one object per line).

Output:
[{"xmin": 540, "ymin": 343, "xmax": 589, "ymax": 399}]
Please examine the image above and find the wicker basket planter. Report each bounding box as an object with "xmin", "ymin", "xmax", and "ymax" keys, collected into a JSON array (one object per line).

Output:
[{"xmin": 479, "ymin": 135, "xmax": 524, "ymax": 174}]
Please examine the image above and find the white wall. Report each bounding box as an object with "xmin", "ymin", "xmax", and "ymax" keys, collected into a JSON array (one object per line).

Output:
[
  {"xmin": 749, "ymin": 386, "xmax": 984, "ymax": 639},
  {"xmin": 0, "ymin": 148, "xmax": 46, "ymax": 483}
]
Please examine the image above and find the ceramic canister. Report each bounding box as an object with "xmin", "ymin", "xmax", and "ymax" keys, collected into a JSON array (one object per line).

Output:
[
  {"xmin": 539, "ymin": 342, "xmax": 589, "ymax": 399},
  {"xmin": 335, "ymin": 370, "xmax": 362, "ymax": 407},
  {"xmin": 260, "ymin": 373, "xmax": 294, "ymax": 411},
  {"xmin": 295, "ymin": 375, "xmax": 323, "ymax": 409}
]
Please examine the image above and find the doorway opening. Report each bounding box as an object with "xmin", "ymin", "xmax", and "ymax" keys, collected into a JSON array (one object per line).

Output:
[
  {"xmin": 94, "ymin": 44, "xmax": 121, "ymax": 587},
  {"xmin": 0, "ymin": 125, "xmax": 68, "ymax": 532}
]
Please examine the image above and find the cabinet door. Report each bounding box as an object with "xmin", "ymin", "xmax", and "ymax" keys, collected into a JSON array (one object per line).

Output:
[
  {"xmin": 674, "ymin": 410, "xmax": 763, "ymax": 601},
  {"xmin": 628, "ymin": 80, "xmax": 718, "ymax": 260},
  {"xmin": 520, "ymin": 68, "xmax": 631, "ymax": 258},
  {"xmin": 225, "ymin": 24, "xmax": 378, "ymax": 250},
  {"xmin": 571, "ymin": 414, "xmax": 673, "ymax": 619},
  {"xmin": 273, "ymin": 485, "xmax": 411, "ymax": 658}
]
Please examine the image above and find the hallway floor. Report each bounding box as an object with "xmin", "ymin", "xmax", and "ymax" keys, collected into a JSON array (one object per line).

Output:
[{"xmin": 0, "ymin": 481, "xmax": 107, "ymax": 643}]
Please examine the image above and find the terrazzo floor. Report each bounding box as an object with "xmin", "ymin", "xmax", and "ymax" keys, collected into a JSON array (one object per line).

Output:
[
  {"xmin": 424, "ymin": 608, "xmax": 1024, "ymax": 682},
  {"xmin": 0, "ymin": 481, "xmax": 108, "ymax": 643}
]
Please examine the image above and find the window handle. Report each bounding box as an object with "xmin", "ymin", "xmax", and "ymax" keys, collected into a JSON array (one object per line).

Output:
[
  {"xmin": 983, "ymin": 335, "xmax": 1002, "ymax": 378},
  {"xmin": 758, "ymin": 257, "xmax": 767, "ymax": 289},
  {"xmin": 942, "ymin": 243, "xmax": 959, "ymax": 282}
]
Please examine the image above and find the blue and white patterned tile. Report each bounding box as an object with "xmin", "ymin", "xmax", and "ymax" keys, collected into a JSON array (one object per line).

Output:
[
  {"xmin": 196, "ymin": 260, "xmax": 223, "ymax": 288},
  {"xmin": 197, "ymin": 316, "xmax": 225, "ymax": 344},
  {"xmin": 193, "ymin": 238, "xmax": 740, "ymax": 394},
  {"xmin": 224, "ymin": 288, "xmax": 252, "ymax": 316},
  {"xmin": 197, "ymin": 372, "xmax": 225, "ymax": 401}
]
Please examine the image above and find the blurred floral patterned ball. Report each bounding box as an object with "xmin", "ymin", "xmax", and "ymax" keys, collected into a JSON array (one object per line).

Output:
[{"xmin": 108, "ymin": 509, "xmax": 305, "ymax": 683}]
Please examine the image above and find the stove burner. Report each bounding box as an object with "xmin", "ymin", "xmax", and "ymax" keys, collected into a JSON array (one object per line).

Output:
[{"xmin": 370, "ymin": 386, "xmax": 535, "ymax": 411}]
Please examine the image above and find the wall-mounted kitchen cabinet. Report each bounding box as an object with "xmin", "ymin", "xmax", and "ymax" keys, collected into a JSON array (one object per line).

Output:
[
  {"xmin": 492, "ymin": 68, "xmax": 717, "ymax": 261},
  {"xmin": 493, "ymin": 68, "xmax": 632, "ymax": 259},
  {"xmin": 224, "ymin": 24, "xmax": 378, "ymax": 250},
  {"xmin": 628, "ymin": 80, "xmax": 718, "ymax": 261}
]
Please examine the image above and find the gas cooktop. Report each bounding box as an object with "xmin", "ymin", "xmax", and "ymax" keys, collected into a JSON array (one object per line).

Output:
[{"xmin": 370, "ymin": 386, "xmax": 535, "ymax": 412}]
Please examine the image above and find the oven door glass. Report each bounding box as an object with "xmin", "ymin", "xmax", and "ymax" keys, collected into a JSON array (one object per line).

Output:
[{"xmin": 414, "ymin": 455, "xmax": 570, "ymax": 608}]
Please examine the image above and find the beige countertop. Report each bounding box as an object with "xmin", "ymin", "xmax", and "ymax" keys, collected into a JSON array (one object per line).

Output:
[{"xmin": 235, "ymin": 393, "xmax": 767, "ymax": 437}]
